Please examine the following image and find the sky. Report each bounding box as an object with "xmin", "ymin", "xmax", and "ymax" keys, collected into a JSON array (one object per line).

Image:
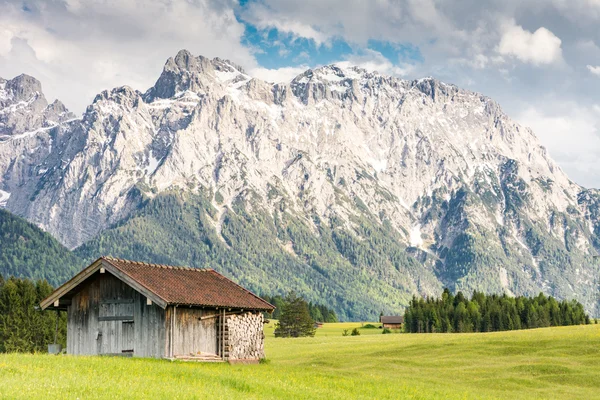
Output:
[{"xmin": 1, "ymin": 0, "xmax": 599, "ymax": 188}]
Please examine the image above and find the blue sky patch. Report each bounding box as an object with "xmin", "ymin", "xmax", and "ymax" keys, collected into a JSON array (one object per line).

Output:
[{"xmin": 237, "ymin": 1, "xmax": 422, "ymax": 70}]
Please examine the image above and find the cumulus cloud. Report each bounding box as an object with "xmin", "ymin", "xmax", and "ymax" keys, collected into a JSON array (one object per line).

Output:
[
  {"xmin": 498, "ymin": 21, "xmax": 563, "ymax": 65},
  {"xmin": 250, "ymin": 49, "xmax": 415, "ymax": 83},
  {"xmin": 241, "ymin": 4, "xmax": 329, "ymax": 46},
  {"xmin": 250, "ymin": 65, "xmax": 309, "ymax": 83},
  {"xmin": 336, "ymin": 49, "xmax": 415, "ymax": 77},
  {"xmin": 518, "ymin": 103, "xmax": 600, "ymax": 187},
  {"xmin": 588, "ymin": 65, "xmax": 600, "ymax": 76},
  {"xmin": 0, "ymin": 27, "xmax": 14, "ymax": 56},
  {"xmin": 0, "ymin": 0, "xmax": 255, "ymax": 113}
]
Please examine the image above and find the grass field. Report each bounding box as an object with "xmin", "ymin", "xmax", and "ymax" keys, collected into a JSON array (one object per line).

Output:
[{"xmin": 1, "ymin": 323, "xmax": 599, "ymax": 399}]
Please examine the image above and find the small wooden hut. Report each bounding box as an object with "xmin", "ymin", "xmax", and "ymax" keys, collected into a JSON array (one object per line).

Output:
[
  {"xmin": 380, "ymin": 315, "xmax": 404, "ymax": 329},
  {"xmin": 41, "ymin": 257, "xmax": 275, "ymax": 363}
]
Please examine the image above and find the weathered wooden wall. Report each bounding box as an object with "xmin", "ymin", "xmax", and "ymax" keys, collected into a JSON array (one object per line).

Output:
[
  {"xmin": 166, "ymin": 307, "xmax": 218, "ymax": 357},
  {"xmin": 132, "ymin": 291, "xmax": 166, "ymax": 358},
  {"xmin": 66, "ymin": 272, "xmax": 166, "ymax": 358}
]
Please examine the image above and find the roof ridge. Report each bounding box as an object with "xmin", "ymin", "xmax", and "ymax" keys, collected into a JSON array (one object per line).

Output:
[
  {"xmin": 102, "ymin": 256, "xmax": 210, "ymax": 272},
  {"xmin": 43, "ymin": 257, "xmax": 275, "ymax": 311}
]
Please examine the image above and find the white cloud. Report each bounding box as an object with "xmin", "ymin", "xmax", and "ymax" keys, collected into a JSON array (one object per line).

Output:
[
  {"xmin": 336, "ymin": 49, "xmax": 415, "ymax": 76},
  {"xmin": 242, "ymin": 3, "xmax": 329, "ymax": 45},
  {"xmin": 498, "ymin": 20, "xmax": 563, "ymax": 65},
  {"xmin": 250, "ymin": 49, "xmax": 415, "ymax": 84},
  {"xmin": 250, "ymin": 65, "xmax": 309, "ymax": 83},
  {"xmin": 0, "ymin": 0, "xmax": 255, "ymax": 113},
  {"xmin": 0, "ymin": 27, "xmax": 14, "ymax": 56},
  {"xmin": 518, "ymin": 104, "xmax": 600, "ymax": 187},
  {"xmin": 587, "ymin": 65, "xmax": 600, "ymax": 76}
]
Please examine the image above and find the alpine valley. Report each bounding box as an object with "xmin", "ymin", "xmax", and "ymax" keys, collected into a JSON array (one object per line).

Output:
[{"xmin": 1, "ymin": 50, "xmax": 599, "ymax": 320}]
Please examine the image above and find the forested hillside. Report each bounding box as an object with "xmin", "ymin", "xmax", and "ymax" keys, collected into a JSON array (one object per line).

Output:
[
  {"xmin": 0, "ymin": 210, "xmax": 80, "ymax": 286},
  {"xmin": 75, "ymin": 189, "xmax": 430, "ymax": 320}
]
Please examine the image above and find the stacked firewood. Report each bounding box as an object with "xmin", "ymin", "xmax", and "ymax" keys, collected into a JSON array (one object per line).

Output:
[{"xmin": 226, "ymin": 312, "xmax": 265, "ymax": 360}]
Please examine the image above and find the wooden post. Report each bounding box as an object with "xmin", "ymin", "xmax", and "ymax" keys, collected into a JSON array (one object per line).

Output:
[
  {"xmin": 54, "ymin": 309, "xmax": 59, "ymax": 345},
  {"xmin": 170, "ymin": 305, "xmax": 177, "ymax": 358},
  {"xmin": 221, "ymin": 308, "xmax": 225, "ymax": 359}
]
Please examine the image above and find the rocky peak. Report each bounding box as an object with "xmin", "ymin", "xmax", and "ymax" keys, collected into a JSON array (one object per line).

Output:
[
  {"xmin": 4, "ymin": 74, "xmax": 43, "ymax": 102},
  {"xmin": 289, "ymin": 64, "xmax": 411, "ymax": 104},
  {"xmin": 290, "ymin": 66, "xmax": 355, "ymax": 104},
  {"xmin": 410, "ymin": 77, "xmax": 462, "ymax": 102},
  {"xmin": 46, "ymin": 99, "xmax": 70, "ymax": 115},
  {"xmin": 212, "ymin": 57, "xmax": 246, "ymax": 75},
  {"xmin": 144, "ymin": 50, "xmax": 253, "ymax": 102},
  {"xmin": 92, "ymin": 86, "xmax": 142, "ymax": 108},
  {"xmin": 144, "ymin": 50, "xmax": 209, "ymax": 101},
  {"xmin": 0, "ymin": 73, "xmax": 75, "ymax": 136}
]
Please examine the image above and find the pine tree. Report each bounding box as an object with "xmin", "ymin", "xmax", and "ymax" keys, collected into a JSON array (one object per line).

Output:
[
  {"xmin": 0, "ymin": 277, "xmax": 66, "ymax": 353},
  {"xmin": 274, "ymin": 292, "xmax": 316, "ymax": 338}
]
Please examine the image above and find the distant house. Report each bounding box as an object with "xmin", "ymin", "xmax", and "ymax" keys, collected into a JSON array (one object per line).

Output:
[
  {"xmin": 380, "ymin": 315, "xmax": 404, "ymax": 329},
  {"xmin": 41, "ymin": 257, "xmax": 275, "ymax": 363}
]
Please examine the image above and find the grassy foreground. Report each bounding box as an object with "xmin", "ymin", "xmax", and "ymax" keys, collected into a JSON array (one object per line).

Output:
[{"xmin": 1, "ymin": 324, "xmax": 599, "ymax": 399}]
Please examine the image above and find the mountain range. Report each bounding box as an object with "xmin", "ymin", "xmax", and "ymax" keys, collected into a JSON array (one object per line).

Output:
[{"xmin": 1, "ymin": 49, "xmax": 599, "ymax": 320}]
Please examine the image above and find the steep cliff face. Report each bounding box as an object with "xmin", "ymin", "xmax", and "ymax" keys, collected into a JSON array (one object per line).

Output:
[
  {"xmin": 0, "ymin": 74, "xmax": 74, "ymax": 136},
  {"xmin": 1, "ymin": 50, "xmax": 598, "ymax": 318}
]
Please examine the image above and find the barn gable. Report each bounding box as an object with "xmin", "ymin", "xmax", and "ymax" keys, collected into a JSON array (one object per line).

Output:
[
  {"xmin": 41, "ymin": 257, "xmax": 275, "ymax": 311},
  {"xmin": 40, "ymin": 258, "xmax": 166, "ymax": 310}
]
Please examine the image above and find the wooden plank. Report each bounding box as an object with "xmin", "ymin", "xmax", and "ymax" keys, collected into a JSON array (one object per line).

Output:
[
  {"xmin": 101, "ymin": 299, "xmax": 134, "ymax": 304},
  {"xmin": 199, "ymin": 311, "xmax": 243, "ymax": 320},
  {"xmin": 98, "ymin": 316, "xmax": 134, "ymax": 322}
]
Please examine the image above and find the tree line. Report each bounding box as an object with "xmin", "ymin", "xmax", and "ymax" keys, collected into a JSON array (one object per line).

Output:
[
  {"xmin": 404, "ymin": 288, "xmax": 591, "ymax": 333},
  {"xmin": 261, "ymin": 293, "xmax": 338, "ymax": 323},
  {"xmin": 0, "ymin": 274, "xmax": 66, "ymax": 353}
]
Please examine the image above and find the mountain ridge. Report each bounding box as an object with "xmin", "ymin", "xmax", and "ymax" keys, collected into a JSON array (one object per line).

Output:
[{"xmin": 0, "ymin": 49, "xmax": 599, "ymax": 319}]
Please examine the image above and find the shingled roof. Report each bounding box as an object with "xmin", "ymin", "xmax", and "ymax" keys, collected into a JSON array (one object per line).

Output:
[
  {"xmin": 380, "ymin": 315, "xmax": 404, "ymax": 324},
  {"xmin": 41, "ymin": 257, "xmax": 275, "ymax": 311}
]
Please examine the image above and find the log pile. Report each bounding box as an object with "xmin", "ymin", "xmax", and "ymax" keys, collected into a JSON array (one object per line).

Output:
[{"xmin": 226, "ymin": 312, "xmax": 265, "ymax": 361}]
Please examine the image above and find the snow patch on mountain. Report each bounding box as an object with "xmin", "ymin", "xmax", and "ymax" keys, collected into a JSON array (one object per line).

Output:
[
  {"xmin": 0, "ymin": 190, "xmax": 10, "ymax": 207},
  {"xmin": 410, "ymin": 225, "xmax": 423, "ymax": 247}
]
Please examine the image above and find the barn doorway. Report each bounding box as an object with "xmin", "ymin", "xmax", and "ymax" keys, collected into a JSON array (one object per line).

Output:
[{"xmin": 97, "ymin": 298, "xmax": 135, "ymax": 356}]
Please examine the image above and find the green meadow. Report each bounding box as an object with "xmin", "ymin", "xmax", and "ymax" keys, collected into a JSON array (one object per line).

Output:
[{"xmin": 1, "ymin": 323, "xmax": 599, "ymax": 399}]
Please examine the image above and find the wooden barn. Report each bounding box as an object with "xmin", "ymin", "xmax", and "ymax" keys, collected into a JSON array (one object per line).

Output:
[
  {"xmin": 41, "ymin": 257, "xmax": 275, "ymax": 362},
  {"xmin": 380, "ymin": 315, "xmax": 404, "ymax": 330}
]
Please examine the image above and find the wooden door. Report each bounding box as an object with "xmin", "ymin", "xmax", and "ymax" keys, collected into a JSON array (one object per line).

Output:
[
  {"xmin": 121, "ymin": 320, "xmax": 134, "ymax": 354},
  {"xmin": 98, "ymin": 299, "xmax": 134, "ymax": 356}
]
